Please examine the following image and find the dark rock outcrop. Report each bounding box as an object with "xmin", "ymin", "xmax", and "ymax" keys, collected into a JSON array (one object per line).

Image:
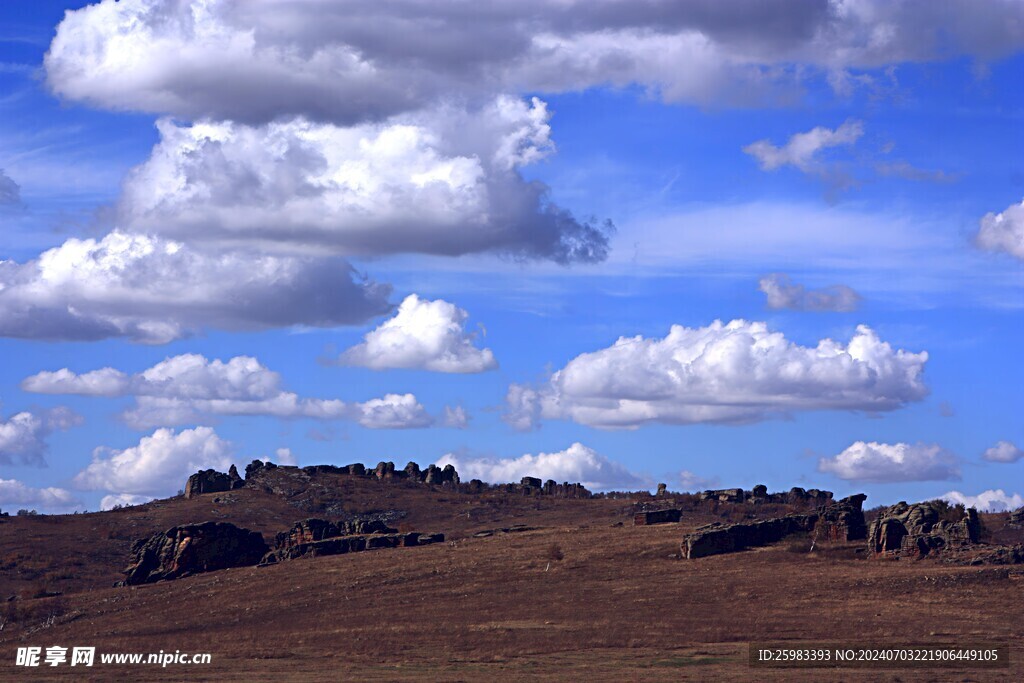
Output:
[
  {"xmin": 184, "ymin": 467, "xmax": 244, "ymax": 499},
  {"xmin": 868, "ymin": 501, "xmax": 981, "ymax": 558},
  {"xmin": 683, "ymin": 494, "xmax": 867, "ymax": 559},
  {"xmin": 1010, "ymin": 506, "xmax": 1024, "ymax": 525},
  {"xmin": 261, "ymin": 531, "xmax": 445, "ymax": 564},
  {"xmin": 122, "ymin": 522, "xmax": 268, "ymax": 585},
  {"xmin": 274, "ymin": 518, "xmax": 398, "ymax": 549},
  {"xmin": 634, "ymin": 509, "xmax": 682, "ymax": 526},
  {"xmin": 703, "ymin": 485, "xmax": 833, "ymax": 507}
]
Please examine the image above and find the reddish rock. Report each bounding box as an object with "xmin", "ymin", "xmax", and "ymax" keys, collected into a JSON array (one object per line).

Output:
[{"xmin": 122, "ymin": 522, "xmax": 268, "ymax": 585}]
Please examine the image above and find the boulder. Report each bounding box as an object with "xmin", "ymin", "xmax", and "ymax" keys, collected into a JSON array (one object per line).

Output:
[
  {"xmin": 275, "ymin": 519, "xmax": 342, "ymax": 549},
  {"xmin": 634, "ymin": 509, "xmax": 682, "ymax": 526},
  {"xmin": 521, "ymin": 476, "xmax": 542, "ymax": 489},
  {"xmin": 373, "ymin": 461, "xmax": 396, "ymax": 479},
  {"xmin": 817, "ymin": 494, "xmax": 868, "ymax": 542},
  {"xmin": 868, "ymin": 501, "xmax": 981, "ymax": 558},
  {"xmin": 184, "ymin": 468, "xmax": 242, "ymax": 499},
  {"xmin": 122, "ymin": 522, "xmax": 268, "ymax": 585},
  {"xmin": 656, "ymin": 483, "xmax": 667, "ymax": 497}
]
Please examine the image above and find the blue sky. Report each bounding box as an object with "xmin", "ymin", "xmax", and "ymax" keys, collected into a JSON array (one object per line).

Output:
[{"xmin": 0, "ymin": 1, "xmax": 1022, "ymax": 513}]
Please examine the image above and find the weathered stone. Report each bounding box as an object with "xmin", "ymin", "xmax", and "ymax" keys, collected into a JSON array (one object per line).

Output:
[
  {"xmin": 184, "ymin": 469, "xmax": 237, "ymax": 499},
  {"xmin": 404, "ymin": 462, "xmax": 422, "ymax": 480},
  {"xmin": 683, "ymin": 494, "xmax": 866, "ymax": 559},
  {"xmin": 122, "ymin": 522, "xmax": 268, "ymax": 585},
  {"xmin": 1010, "ymin": 506, "xmax": 1024, "ymax": 525},
  {"xmin": 521, "ymin": 476, "xmax": 542, "ymax": 489},
  {"xmin": 817, "ymin": 494, "xmax": 868, "ymax": 542},
  {"xmin": 634, "ymin": 509, "xmax": 682, "ymax": 526},
  {"xmin": 275, "ymin": 519, "xmax": 341, "ymax": 549},
  {"xmin": 260, "ymin": 531, "xmax": 444, "ymax": 564},
  {"xmin": 245, "ymin": 459, "xmax": 275, "ymax": 479},
  {"xmin": 868, "ymin": 501, "xmax": 981, "ymax": 558},
  {"xmin": 373, "ymin": 461, "xmax": 396, "ymax": 479},
  {"xmin": 343, "ymin": 519, "xmax": 397, "ymax": 535},
  {"xmin": 656, "ymin": 483, "xmax": 667, "ymax": 497}
]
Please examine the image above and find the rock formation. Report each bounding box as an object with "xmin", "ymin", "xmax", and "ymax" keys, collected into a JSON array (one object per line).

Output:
[
  {"xmin": 262, "ymin": 517, "xmax": 443, "ymax": 564},
  {"xmin": 868, "ymin": 501, "xmax": 981, "ymax": 558},
  {"xmin": 183, "ymin": 466, "xmax": 244, "ymax": 499},
  {"xmin": 683, "ymin": 494, "xmax": 867, "ymax": 559},
  {"xmin": 698, "ymin": 486, "xmax": 833, "ymax": 506},
  {"xmin": 121, "ymin": 522, "xmax": 269, "ymax": 585},
  {"xmin": 1010, "ymin": 506, "xmax": 1024, "ymax": 525},
  {"xmin": 634, "ymin": 509, "xmax": 682, "ymax": 526}
]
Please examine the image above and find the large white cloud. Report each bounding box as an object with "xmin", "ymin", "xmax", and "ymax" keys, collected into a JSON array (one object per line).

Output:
[
  {"xmin": 818, "ymin": 441, "xmax": 960, "ymax": 482},
  {"xmin": 338, "ymin": 295, "xmax": 497, "ymax": 372},
  {"xmin": 45, "ymin": 1, "xmax": 1024, "ymax": 124},
  {"xmin": 942, "ymin": 489, "xmax": 1024, "ymax": 513},
  {"xmin": 759, "ymin": 273, "xmax": 861, "ymax": 312},
  {"xmin": 113, "ymin": 99, "xmax": 610, "ymax": 262},
  {"xmin": 975, "ymin": 199, "xmax": 1024, "ymax": 260},
  {"xmin": 743, "ymin": 120, "xmax": 863, "ymax": 174},
  {"xmin": 74, "ymin": 426, "xmax": 234, "ymax": 496},
  {"xmin": 24, "ymin": 354, "xmax": 281, "ymax": 399},
  {"xmin": 0, "ymin": 408, "xmax": 82, "ymax": 466},
  {"xmin": 23, "ymin": 353, "xmax": 434, "ymax": 430},
  {"xmin": 0, "ymin": 479, "xmax": 82, "ymax": 513},
  {"xmin": 506, "ymin": 320, "xmax": 928, "ymax": 430},
  {"xmin": 100, "ymin": 493, "xmax": 154, "ymax": 510},
  {"xmin": 0, "ymin": 231, "xmax": 391, "ymax": 343},
  {"xmin": 436, "ymin": 442, "xmax": 647, "ymax": 491},
  {"xmin": 982, "ymin": 440, "xmax": 1024, "ymax": 463}
]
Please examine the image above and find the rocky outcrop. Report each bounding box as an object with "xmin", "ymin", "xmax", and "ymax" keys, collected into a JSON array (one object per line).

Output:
[
  {"xmin": 183, "ymin": 466, "xmax": 244, "ymax": 499},
  {"xmin": 262, "ymin": 525, "xmax": 444, "ymax": 564},
  {"xmin": 698, "ymin": 486, "xmax": 833, "ymax": 506},
  {"xmin": 1010, "ymin": 506, "xmax": 1024, "ymax": 525},
  {"xmin": 683, "ymin": 494, "xmax": 867, "ymax": 559},
  {"xmin": 122, "ymin": 522, "xmax": 269, "ymax": 585},
  {"xmin": 868, "ymin": 501, "xmax": 981, "ymax": 558},
  {"xmin": 634, "ymin": 509, "xmax": 682, "ymax": 526},
  {"xmin": 274, "ymin": 518, "xmax": 399, "ymax": 549}
]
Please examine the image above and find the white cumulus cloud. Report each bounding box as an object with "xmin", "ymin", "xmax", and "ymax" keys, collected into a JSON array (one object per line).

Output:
[
  {"xmin": 112, "ymin": 100, "xmax": 610, "ymax": 263},
  {"xmin": 436, "ymin": 442, "xmax": 647, "ymax": 491},
  {"xmin": 338, "ymin": 295, "xmax": 497, "ymax": 373},
  {"xmin": 942, "ymin": 489, "xmax": 1024, "ymax": 513},
  {"xmin": 976, "ymin": 199, "xmax": 1024, "ymax": 260},
  {"xmin": 818, "ymin": 441, "xmax": 960, "ymax": 483},
  {"xmin": 506, "ymin": 320, "xmax": 928, "ymax": 430},
  {"xmin": 743, "ymin": 120, "xmax": 863, "ymax": 173},
  {"xmin": 0, "ymin": 231, "xmax": 390, "ymax": 343},
  {"xmin": 24, "ymin": 354, "xmax": 435, "ymax": 431},
  {"xmin": 0, "ymin": 479, "xmax": 82, "ymax": 513},
  {"xmin": 0, "ymin": 407, "xmax": 83, "ymax": 466},
  {"xmin": 982, "ymin": 440, "xmax": 1024, "ymax": 463},
  {"xmin": 759, "ymin": 273, "xmax": 861, "ymax": 312},
  {"xmin": 45, "ymin": 1, "xmax": 1024, "ymax": 124},
  {"xmin": 100, "ymin": 493, "xmax": 154, "ymax": 510},
  {"xmin": 442, "ymin": 405, "xmax": 470, "ymax": 429},
  {"xmin": 74, "ymin": 426, "xmax": 234, "ymax": 496}
]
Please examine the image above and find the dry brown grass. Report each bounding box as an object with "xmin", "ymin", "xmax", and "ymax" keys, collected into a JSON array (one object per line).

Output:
[{"xmin": 0, "ymin": 480, "xmax": 1020, "ymax": 681}]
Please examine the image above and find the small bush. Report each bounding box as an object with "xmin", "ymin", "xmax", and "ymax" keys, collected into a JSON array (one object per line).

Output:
[{"xmin": 546, "ymin": 543, "xmax": 564, "ymax": 562}]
